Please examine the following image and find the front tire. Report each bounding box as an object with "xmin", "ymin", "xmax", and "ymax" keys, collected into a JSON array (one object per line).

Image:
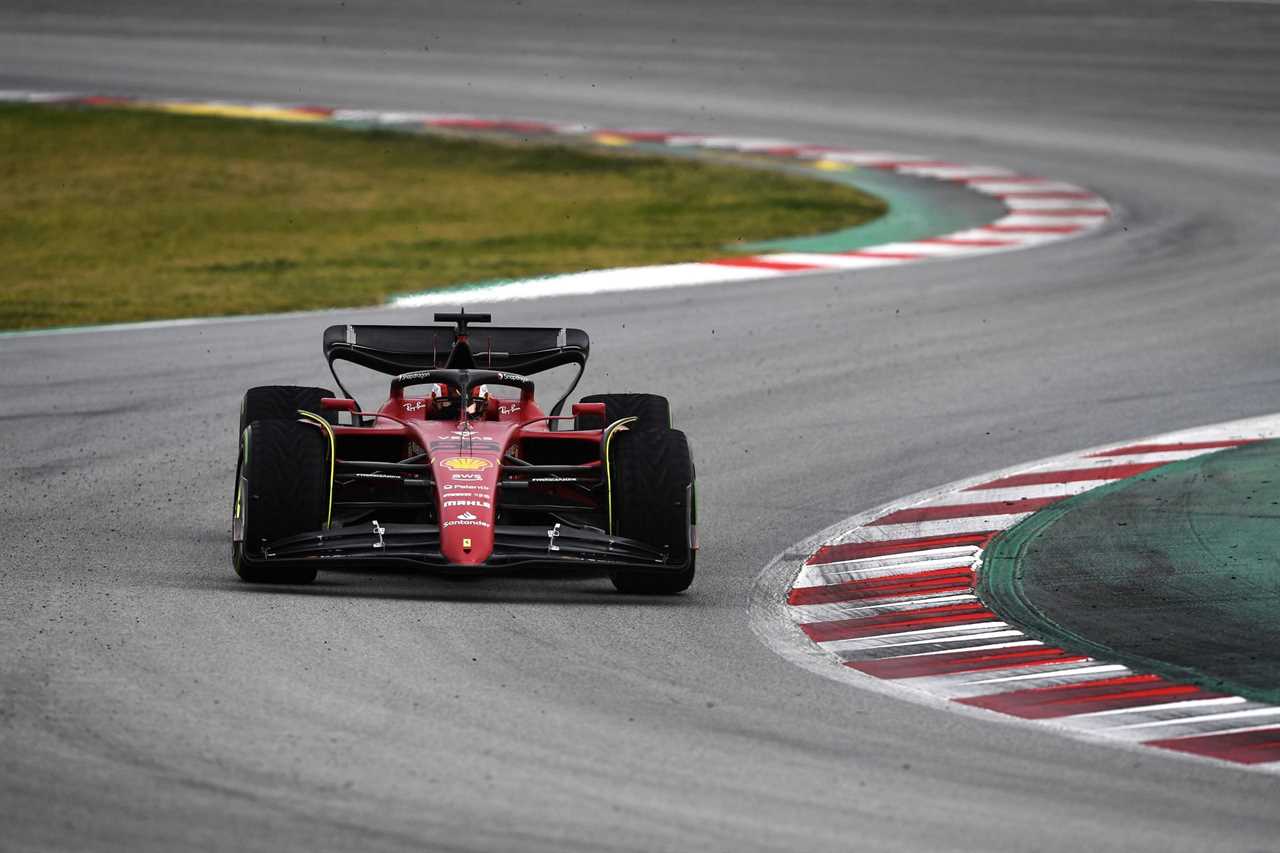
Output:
[
  {"xmin": 607, "ymin": 427, "xmax": 696, "ymax": 594},
  {"xmin": 232, "ymin": 419, "xmax": 330, "ymax": 584},
  {"xmin": 576, "ymin": 393, "xmax": 671, "ymax": 430},
  {"xmin": 239, "ymin": 385, "xmax": 336, "ymax": 433}
]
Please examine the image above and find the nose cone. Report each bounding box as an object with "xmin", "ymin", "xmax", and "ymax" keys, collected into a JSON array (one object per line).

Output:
[{"xmin": 433, "ymin": 454, "xmax": 499, "ymax": 564}]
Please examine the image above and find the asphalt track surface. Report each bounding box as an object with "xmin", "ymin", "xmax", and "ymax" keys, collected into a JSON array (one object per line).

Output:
[{"xmin": 2, "ymin": 2, "xmax": 1280, "ymax": 850}]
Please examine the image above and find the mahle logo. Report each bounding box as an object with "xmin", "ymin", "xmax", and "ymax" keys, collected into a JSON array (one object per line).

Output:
[{"xmin": 441, "ymin": 457, "xmax": 491, "ymax": 472}]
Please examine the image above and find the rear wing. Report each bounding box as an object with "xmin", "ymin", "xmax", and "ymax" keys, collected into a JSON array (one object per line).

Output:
[{"xmin": 322, "ymin": 324, "xmax": 590, "ymax": 416}]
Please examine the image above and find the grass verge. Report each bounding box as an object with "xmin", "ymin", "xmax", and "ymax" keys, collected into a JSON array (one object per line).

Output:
[{"xmin": 0, "ymin": 104, "xmax": 886, "ymax": 330}]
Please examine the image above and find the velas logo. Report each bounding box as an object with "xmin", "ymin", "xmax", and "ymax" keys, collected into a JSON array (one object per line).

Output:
[{"xmin": 441, "ymin": 457, "xmax": 491, "ymax": 471}]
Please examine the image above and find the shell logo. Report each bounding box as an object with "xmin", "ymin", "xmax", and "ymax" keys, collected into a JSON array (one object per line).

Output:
[{"xmin": 441, "ymin": 457, "xmax": 492, "ymax": 472}]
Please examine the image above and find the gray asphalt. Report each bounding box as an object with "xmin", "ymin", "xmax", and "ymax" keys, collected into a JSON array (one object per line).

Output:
[{"xmin": 3, "ymin": 2, "xmax": 1280, "ymax": 850}]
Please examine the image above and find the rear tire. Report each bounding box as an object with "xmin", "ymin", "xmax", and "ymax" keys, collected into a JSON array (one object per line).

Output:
[
  {"xmin": 232, "ymin": 419, "xmax": 329, "ymax": 584},
  {"xmin": 607, "ymin": 427, "xmax": 696, "ymax": 594},
  {"xmin": 576, "ymin": 393, "xmax": 671, "ymax": 430},
  {"xmin": 239, "ymin": 385, "xmax": 335, "ymax": 433}
]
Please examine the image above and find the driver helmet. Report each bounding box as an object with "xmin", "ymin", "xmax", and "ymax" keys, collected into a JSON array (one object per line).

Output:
[
  {"xmin": 427, "ymin": 384, "xmax": 490, "ymax": 420},
  {"xmin": 466, "ymin": 385, "xmax": 491, "ymax": 418}
]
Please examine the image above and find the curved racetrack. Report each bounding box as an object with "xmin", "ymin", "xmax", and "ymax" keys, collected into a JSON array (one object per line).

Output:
[{"xmin": 3, "ymin": 3, "xmax": 1280, "ymax": 850}]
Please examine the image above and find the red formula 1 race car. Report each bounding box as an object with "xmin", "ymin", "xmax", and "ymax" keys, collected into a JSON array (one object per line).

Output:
[{"xmin": 232, "ymin": 312, "xmax": 697, "ymax": 593}]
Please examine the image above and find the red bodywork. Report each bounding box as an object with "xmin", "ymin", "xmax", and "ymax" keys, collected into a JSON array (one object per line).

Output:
[{"xmin": 326, "ymin": 388, "xmax": 605, "ymax": 566}]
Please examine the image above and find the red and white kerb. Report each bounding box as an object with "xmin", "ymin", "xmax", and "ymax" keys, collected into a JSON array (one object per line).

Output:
[{"xmin": 781, "ymin": 418, "xmax": 1280, "ymax": 771}]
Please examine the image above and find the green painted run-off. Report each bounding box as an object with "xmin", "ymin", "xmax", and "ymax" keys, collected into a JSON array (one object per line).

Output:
[
  {"xmin": 738, "ymin": 163, "xmax": 1005, "ymax": 254},
  {"xmin": 608, "ymin": 140, "xmax": 1005, "ymax": 254},
  {"xmin": 981, "ymin": 439, "xmax": 1280, "ymax": 705}
]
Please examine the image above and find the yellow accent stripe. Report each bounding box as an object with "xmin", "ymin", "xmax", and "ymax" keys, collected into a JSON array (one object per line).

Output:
[
  {"xmin": 592, "ymin": 132, "xmax": 633, "ymax": 147},
  {"xmin": 235, "ymin": 426, "xmax": 249, "ymax": 521},
  {"xmin": 603, "ymin": 416, "xmax": 639, "ymax": 534},
  {"xmin": 297, "ymin": 410, "xmax": 336, "ymax": 528},
  {"xmin": 143, "ymin": 101, "xmax": 327, "ymax": 123}
]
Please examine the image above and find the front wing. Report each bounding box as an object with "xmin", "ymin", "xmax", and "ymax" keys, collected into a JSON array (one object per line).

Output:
[{"xmin": 238, "ymin": 521, "xmax": 690, "ymax": 575}]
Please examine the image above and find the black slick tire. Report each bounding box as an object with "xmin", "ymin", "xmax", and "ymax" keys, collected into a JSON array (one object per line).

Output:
[
  {"xmin": 576, "ymin": 393, "xmax": 671, "ymax": 430},
  {"xmin": 239, "ymin": 385, "xmax": 336, "ymax": 433},
  {"xmin": 232, "ymin": 419, "xmax": 329, "ymax": 584},
  {"xmin": 607, "ymin": 427, "xmax": 696, "ymax": 594}
]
